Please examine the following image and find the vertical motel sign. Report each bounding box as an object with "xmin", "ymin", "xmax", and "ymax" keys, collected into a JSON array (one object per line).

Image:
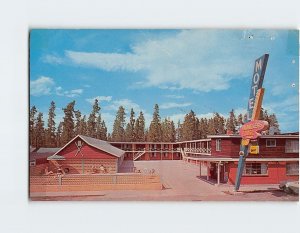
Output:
[{"xmin": 234, "ymin": 54, "xmax": 269, "ymax": 191}]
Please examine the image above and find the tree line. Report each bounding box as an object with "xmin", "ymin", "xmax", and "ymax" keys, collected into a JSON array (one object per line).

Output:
[{"xmin": 29, "ymin": 101, "xmax": 280, "ymax": 148}]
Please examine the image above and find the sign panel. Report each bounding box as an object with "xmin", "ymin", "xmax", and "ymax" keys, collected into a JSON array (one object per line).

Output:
[
  {"xmin": 249, "ymin": 145, "xmax": 259, "ymax": 154},
  {"xmin": 239, "ymin": 120, "xmax": 269, "ymax": 140},
  {"xmin": 247, "ymin": 54, "xmax": 269, "ymax": 120}
]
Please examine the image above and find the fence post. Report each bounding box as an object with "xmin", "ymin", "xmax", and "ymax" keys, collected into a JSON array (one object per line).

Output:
[
  {"xmin": 113, "ymin": 175, "xmax": 117, "ymax": 184},
  {"xmin": 58, "ymin": 175, "xmax": 62, "ymax": 185}
]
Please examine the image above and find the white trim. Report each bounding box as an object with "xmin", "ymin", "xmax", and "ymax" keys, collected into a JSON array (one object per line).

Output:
[
  {"xmin": 216, "ymin": 139, "xmax": 221, "ymax": 151},
  {"xmin": 266, "ymin": 139, "xmax": 276, "ymax": 147}
]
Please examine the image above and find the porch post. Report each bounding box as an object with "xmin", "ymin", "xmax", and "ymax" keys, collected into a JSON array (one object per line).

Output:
[
  {"xmin": 206, "ymin": 141, "xmax": 209, "ymax": 153},
  {"xmin": 217, "ymin": 162, "xmax": 220, "ymax": 185},
  {"xmin": 207, "ymin": 162, "xmax": 209, "ymax": 180},
  {"xmin": 199, "ymin": 161, "xmax": 202, "ymax": 178}
]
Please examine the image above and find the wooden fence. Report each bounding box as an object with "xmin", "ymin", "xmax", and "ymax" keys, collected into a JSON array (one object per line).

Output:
[{"xmin": 30, "ymin": 173, "xmax": 162, "ymax": 192}]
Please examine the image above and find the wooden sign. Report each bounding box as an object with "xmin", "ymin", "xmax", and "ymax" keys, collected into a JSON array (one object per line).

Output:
[{"xmin": 239, "ymin": 120, "xmax": 269, "ymax": 140}]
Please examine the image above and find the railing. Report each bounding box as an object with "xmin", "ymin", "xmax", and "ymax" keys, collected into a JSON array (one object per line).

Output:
[
  {"xmin": 133, "ymin": 149, "xmax": 146, "ymax": 161},
  {"xmin": 184, "ymin": 147, "xmax": 211, "ymax": 154}
]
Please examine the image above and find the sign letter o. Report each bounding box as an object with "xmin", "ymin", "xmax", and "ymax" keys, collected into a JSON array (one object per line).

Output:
[{"xmin": 253, "ymin": 73, "xmax": 260, "ymax": 84}]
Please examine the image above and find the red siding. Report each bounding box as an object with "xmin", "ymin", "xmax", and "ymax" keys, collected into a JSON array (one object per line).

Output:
[
  {"xmin": 211, "ymin": 138, "xmax": 299, "ymax": 158},
  {"xmin": 258, "ymin": 138, "xmax": 298, "ymax": 158},
  {"xmin": 211, "ymin": 138, "xmax": 240, "ymax": 157},
  {"xmin": 228, "ymin": 162, "xmax": 299, "ymax": 185},
  {"xmin": 59, "ymin": 141, "xmax": 116, "ymax": 159}
]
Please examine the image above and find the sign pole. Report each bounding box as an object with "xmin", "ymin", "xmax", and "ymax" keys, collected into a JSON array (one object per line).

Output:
[{"xmin": 234, "ymin": 54, "xmax": 269, "ymax": 192}]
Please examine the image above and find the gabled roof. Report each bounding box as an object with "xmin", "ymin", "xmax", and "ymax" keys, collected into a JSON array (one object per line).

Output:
[
  {"xmin": 30, "ymin": 146, "xmax": 36, "ymax": 153},
  {"xmin": 53, "ymin": 135, "xmax": 125, "ymax": 158},
  {"xmin": 36, "ymin": 147, "xmax": 61, "ymax": 153}
]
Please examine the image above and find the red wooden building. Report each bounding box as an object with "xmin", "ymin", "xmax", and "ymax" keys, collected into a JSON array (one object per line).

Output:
[
  {"xmin": 31, "ymin": 135, "xmax": 125, "ymax": 175},
  {"xmin": 30, "ymin": 133, "xmax": 299, "ymax": 186},
  {"xmin": 181, "ymin": 134, "xmax": 299, "ymax": 185}
]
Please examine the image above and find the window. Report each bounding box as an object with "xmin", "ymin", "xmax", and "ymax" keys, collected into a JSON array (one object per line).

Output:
[
  {"xmin": 266, "ymin": 139, "xmax": 276, "ymax": 147},
  {"xmin": 216, "ymin": 139, "xmax": 221, "ymax": 151},
  {"xmin": 29, "ymin": 160, "xmax": 36, "ymax": 167},
  {"xmin": 164, "ymin": 152, "xmax": 168, "ymax": 157},
  {"xmin": 286, "ymin": 163, "xmax": 299, "ymax": 175},
  {"xmin": 243, "ymin": 163, "xmax": 268, "ymax": 175},
  {"xmin": 285, "ymin": 140, "xmax": 299, "ymax": 153}
]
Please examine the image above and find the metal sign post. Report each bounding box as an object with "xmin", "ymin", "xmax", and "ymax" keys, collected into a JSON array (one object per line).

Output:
[{"xmin": 234, "ymin": 54, "xmax": 269, "ymax": 191}]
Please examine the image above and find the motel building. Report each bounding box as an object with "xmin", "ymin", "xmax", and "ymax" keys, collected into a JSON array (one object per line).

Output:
[{"xmin": 30, "ymin": 133, "xmax": 299, "ymax": 187}]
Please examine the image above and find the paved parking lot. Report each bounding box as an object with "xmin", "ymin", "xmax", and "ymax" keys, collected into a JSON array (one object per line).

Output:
[{"xmin": 31, "ymin": 161, "xmax": 298, "ymax": 201}]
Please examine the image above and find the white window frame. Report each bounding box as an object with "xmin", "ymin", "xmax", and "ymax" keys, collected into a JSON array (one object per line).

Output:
[
  {"xmin": 285, "ymin": 140, "xmax": 299, "ymax": 153},
  {"xmin": 266, "ymin": 139, "xmax": 276, "ymax": 147},
  {"xmin": 30, "ymin": 160, "xmax": 36, "ymax": 167},
  {"xmin": 243, "ymin": 162, "xmax": 268, "ymax": 176},
  {"xmin": 286, "ymin": 162, "xmax": 299, "ymax": 175},
  {"xmin": 216, "ymin": 139, "xmax": 222, "ymax": 151}
]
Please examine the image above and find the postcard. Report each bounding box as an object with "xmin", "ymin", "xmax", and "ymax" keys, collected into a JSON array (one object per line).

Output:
[{"xmin": 29, "ymin": 29, "xmax": 299, "ymax": 201}]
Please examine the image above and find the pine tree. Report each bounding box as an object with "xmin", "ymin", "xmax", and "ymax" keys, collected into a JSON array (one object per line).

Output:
[
  {"xmin": 134, "ymin": 111, "xmax": 145, "ymax": 141},
  {"xmin": 213, "ymin": 113, "xmax": 226, "ymax": 134},
  {"xmin": 226, "ymin": 109, "xmax": 237, "ymax": 134},
  {"xmin": 87, "ymin": 99, "xmax": 100, "ymax": 138},
  {"xmin": 56, "ymin": 122, "xmax": 63, "ymax": 147},
  {"xmin": 107, "ymin": 133, "xmax": 112, "ymax": 141},
  {"xmin": 237, "ymin": 113, "xmax": 244, "ymax": 129},
  {"xmin": 198, "ymin": 118, "xmax": 209, "ymax": 138},
  {"xmin": 207, "ymin": 118, "xmax": 216, "ymax": 135},
  {"xmin": 112, "ymin": 106, "xmax": 126, "ymax": 141},
  {"xmin": 96, "ymin": 115, "xmax": 107, "ymax": 140},
  {"xmin": 100, "ymin": 120, "xmax": 108, "ymax": 140},
  {"xmin": 79, "ymin": 115, "xmax": 87, "ymax": 136},
  {"xmin": 148, "ymin": 104, "xmax": 162, "ymax": 142},
  {"xmin": 74, "ymin": 110, "xmax": 82, "ymax": 136},
  {"xmin": 125, "ymin": 108, "xmax": 135, "ymax": 142},
  {"xmin": 182, "ymin": 110, "xmax": 198, "ymax": 140},
  {"xmin": 46, "ymin": 101, "xmax": 56, "ymax": 147},
  {"xmin": 35, "ymin": 112, "xmax": 45, "ymax": 148},
  {"xmin": 61, "ymin": 101, "xmax": 76, "ymax": 144},
  {"xmin": 29, "ymin": 106, "xmax": 37, "ymax": 147},
  {"xmin": 176, "ymin": 120, "xmax": 183, "ymax": 141},
  {"xmin": 161, "ymin": 118, "xmax": 176, "ymax": 142}
]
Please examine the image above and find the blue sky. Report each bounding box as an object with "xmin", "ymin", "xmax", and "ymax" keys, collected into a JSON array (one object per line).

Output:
[{"xmin": 30, "ymin": 29, "xmax": 299, "ymax": 133}]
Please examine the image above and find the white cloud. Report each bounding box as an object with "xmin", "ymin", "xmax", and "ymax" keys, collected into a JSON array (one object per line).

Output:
[
  {"xmin": 264, "ymin": 95, "xmax": 298, "ymax": 113},
  {"xmin": 56, "ymin": 87, "xmax": 83, "ymax": 98},
  {"xmin": 105, "ymin": 98, "xmax": 142, "ymax": 112},
  {"xmin": 30, "ymin": 76, "xmax": 55, "ymax": 96},
  {"xmin": 165, "ymin": 94, "xmax": 184, "ymax": 99},
  {"xmin": 64, "ymin": 30, "xmax": 274, "ymax": 92},
  {"xmin": 42, "ymin": 54, "xmax": 65, "ymax": 64},
  {"xmin": 198, "ymin": 112, "xmax": 216, "ymax": 119},
  {"xmin": 169, "ymin": 113, "xmax": 186, "ymax": 124},
  {"xmin": 101, "ymin": 112, "xmax": 116, "ymax": 133},
  {"xmin": 160, "ymin": 102, "xmax": 192, "ymax": 109},
  {"xmin": 86, "ymin": 96, "xmax": 112, "ymax": 104}
]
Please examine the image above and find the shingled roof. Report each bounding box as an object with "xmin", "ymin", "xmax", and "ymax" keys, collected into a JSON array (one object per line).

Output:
[
  {"xmin": 36, "ymin": 147, "xmax": 61, "ymax": 153},
  {"xmin": 53, "ymin": 135, "xmax": 125, "ymax": 158}
]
